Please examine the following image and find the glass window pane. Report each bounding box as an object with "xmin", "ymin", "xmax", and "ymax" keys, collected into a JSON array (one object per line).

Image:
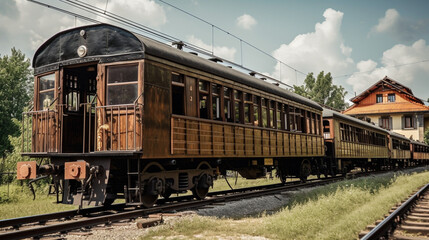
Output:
[
  {"xmin": 39, "ymin": 74, "xmax": 55, "ymax": 91},
  {"xmin": 107, "ymin": 84, "xmax": 138, "ymax": 105},
  {"xmin": 107, "ymin": 65, "xmax": 138, "ymax": 84},
  {"xmin": 39, "ymin": 91, "xmax": 54, "ymax": 110}
]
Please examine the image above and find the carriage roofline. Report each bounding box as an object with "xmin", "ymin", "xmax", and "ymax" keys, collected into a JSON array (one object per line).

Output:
[
  {"xmin": 322, "ymin": 108, "xmax": 389, "ymax": 134},
  {"xmin": 33, "ymin": 23, "xmax": 322, "ymax": 110}
]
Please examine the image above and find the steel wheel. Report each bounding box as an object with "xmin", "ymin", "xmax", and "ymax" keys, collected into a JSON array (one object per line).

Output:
[
  {"xmin": 192, "ymin": 185, "xmax": 209, "ymax": 200},
  {"xmin": 299, "ymin": 160, "xmax": 311, "ymax": 183}
]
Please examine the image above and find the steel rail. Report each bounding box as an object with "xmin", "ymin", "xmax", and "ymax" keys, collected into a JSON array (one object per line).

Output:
[
  {"xmin": 0, "ymin": 177, "xmax": 342, "ymax": 240},
  {"xmin": 361, "ymin": 183, "xmax": 429, "ymax": 240}
]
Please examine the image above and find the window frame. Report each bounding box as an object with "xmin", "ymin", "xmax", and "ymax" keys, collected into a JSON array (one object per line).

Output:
[
  {"xmin": 38, "ymin": 72, "xmax": 56, "ymax": 110},
  {"xmin": 106, "ymin": 64, "xmax": 139, "ymax": 106},
  {"xmin": 376, "ymin": 94, "xmax": 383, "ymax": 103}
]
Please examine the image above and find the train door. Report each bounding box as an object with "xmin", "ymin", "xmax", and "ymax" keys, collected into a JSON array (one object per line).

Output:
[
  {"xmin": 185, "ymin": 77, "xmax": 198, "ymax": 117},
  {"xmin": 61, "ymin": 65, "xmax": 97, "ymax": 153}
]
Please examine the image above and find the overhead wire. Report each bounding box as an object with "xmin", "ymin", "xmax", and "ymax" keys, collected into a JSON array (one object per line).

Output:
[{"xmin": 30, "ymin": 0, "xmax": 295, "ymax": 88}]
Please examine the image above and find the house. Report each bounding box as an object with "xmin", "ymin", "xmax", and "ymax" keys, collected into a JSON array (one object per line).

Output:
[{"xmin": 343, "ymin": 76, "xmax": 429, "ymax": 141}]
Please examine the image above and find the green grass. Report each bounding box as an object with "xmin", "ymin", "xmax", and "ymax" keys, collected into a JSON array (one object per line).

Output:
[
  {"xmin": 141, "ymin": 170, "xmax": 429, "ymax": 240},
  {"xmin": 0, "ymin": 183, "xmax": 76, "ymax": 220}
]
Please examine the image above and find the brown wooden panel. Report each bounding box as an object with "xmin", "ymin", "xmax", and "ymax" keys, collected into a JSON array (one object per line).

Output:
[
  {"xmin": 276, "ymin": 132, "xmax": 283, "ymax": 156},
  {"xmin": 224, "ymin": 125, "xmax": 234, "ymax": 155},
  {"xmin": 270, "ymin": 131, "xmax": 276, "ymax": 155},
  {"xmin": 186, "ymin": 120, "xmax": 199, "ymax": 155},
  {"xmin": 296, "ymin": 135, "xmax": 301, "ymax": 155},
  {"xmin": 172, "ymin": 118, "xmax": 186, "ymax": 154},
  {"xmin": 245, "ymin": 128, "xmax": 254, "ymax": 155},
  {"xmin": 262, "ymin": 130, "xmax": 270, "ymax": 155},
  {"xmin": 185, "ymin": 77, "xmax": 197, "ymax": 117},
  {"xmin": 213, "ymin": 124, "xmax": 224, "ymax": 155},
  {"xmin": 235, "ymin": 126, "xmax": 245, "ymax": 155},
  {"xmin": 200, "ymin": 122, "xmax": 212, "ymax": 155},
  {"xmin": 254, "ymin": 129, "xmax": 262, "ymax": 155},
  {"xmin": 289, "ymin": 134, "xmax": 295, "ymax": 156},
  {"xmin": 283, "ymin": 133, "xmax": 290, "ymax": 155}
]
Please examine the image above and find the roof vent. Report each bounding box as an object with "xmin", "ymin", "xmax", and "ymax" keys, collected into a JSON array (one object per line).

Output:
[
  {"xmin": 260, "ymin": 77, "xmax": 267, "ymax": 81},
  {"xmin": 227, "ymin": 66, "xmax": 232, "ymax": 68},
  {"xmin": 172, "ymin": 41, "xmax": 185, "ymax": 50},
  {"xmin": 273, "ymin": 83, "xmax": 280, "ymax": 86},
  {"xmin": 209, "ymin": 57, "xmax": 223, "ymax": 63},
  {"xmin": 249, "ymin": 71, "xmax": 257, "ymax": 77},
  {"xmin": 189, "ymin": 52, "xmax": 198, "ymax": 56}
]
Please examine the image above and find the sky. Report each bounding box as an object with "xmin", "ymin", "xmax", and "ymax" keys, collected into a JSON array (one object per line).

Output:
[{"xmin": 1, "ymin": 0, "xmax": 429, "ymax": 103}]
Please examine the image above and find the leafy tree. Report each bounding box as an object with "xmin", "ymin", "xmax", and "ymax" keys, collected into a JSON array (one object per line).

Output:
[
  {"xmin": 424, "ymin": 128, "xmax": 429, "ymax": 145},
  {"xmin": 294, "ymin": 71, "xmax": 348, "ymax": 110},
  {"xmin": 0, "ymin": 48, "xmax": 32, "ymax": 158}
]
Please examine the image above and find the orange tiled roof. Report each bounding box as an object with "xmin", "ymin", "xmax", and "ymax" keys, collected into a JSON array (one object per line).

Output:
[{"xmin": 344, "ymin": 101, "xmax": 429, "ymax": 115}]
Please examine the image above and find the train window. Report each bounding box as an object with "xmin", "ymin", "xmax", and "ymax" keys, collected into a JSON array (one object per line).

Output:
[
  {"xmin": 277, "ymin": 103, "xmax": 282, "ymax": 129},
  {"xmin": 244, "ymin": 93, "xmax": 252, "ymax": 124},
  {"xmin": 289, "ymin": 106, "xmax": 295, "ymax": 131},
  {"xmin": 224, "ymin": 87, "xmax": 232, "ymax": 122},
  {"xmin": 171, "ymin": 73, "xmax": 185, "ymax": 115},
  {"xmin": 262, "ymin": 98, "xmax": 268, "ymax": 128},
  {"xmin": 106, "ymin": 65, "xmax": 138, "ymax": 105},
  {"xmin": 283, "ymin": 104, "xmax": 289, "ymax": 131},
  {"xmin": 39, "ymin": 73, "xmax": 55, "ymax": 110},
  {"xmin": 253, "ymin": 96, "xmax": 260, "ymax": 126},
  {"xmin": 296, "ymin": 108, "xmax": 302, "ymax": 132},
  {"xmin": 323, "ymin": 120, "xmax": 330, "ymax": 138},
  {"xmin": 199, "ymin": 80, "xmax": 209, "ymax": 119},
  {"xmin": 269, "ymin": 101, "xmax": 275, "ymax": 128},
  {"xmin": 316, "ymin": 114, "xmax": 321, "ymax": 135},
  {"xmin": 234, "ymin": 90, "xmax": 243, "ymax": 123},
  {"xmin": 212, "ymin": 83, "xmax": 221, "ymax": 120}
]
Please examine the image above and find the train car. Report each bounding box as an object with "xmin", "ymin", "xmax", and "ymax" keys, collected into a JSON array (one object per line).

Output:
[
  {"xmin": 410, "ymin": 140, "xmax": 429, "ymax": 165},
  {"xmin": 322, "ymin": 108, "xmax": 389, "ymax": 173},
  {"xmin": 17, "ymin": 23, "xmax": 325, "ymax": 207},
  {"xmin": 388, "ymin": 131, "xmax": 411, "ymax": 168}
]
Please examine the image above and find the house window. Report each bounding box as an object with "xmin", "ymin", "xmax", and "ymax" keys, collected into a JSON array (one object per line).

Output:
[
  {"xmin": 379, "ymin": 116, "xmax": 392, "ymax": 130},
  {"xmin": 107, "ymin": 65, "xmax": 138, "ymax": 105},
  {"xmin": 388, "ymin": 93, "xmax": 395, "ymax": 102},
  {"xmin": 376, "ymin": 94, "xmax": 383, "ymax": 103},
  {"xmin": 403, "ymin": 115, "xmax": 415, "ymax": 129}
]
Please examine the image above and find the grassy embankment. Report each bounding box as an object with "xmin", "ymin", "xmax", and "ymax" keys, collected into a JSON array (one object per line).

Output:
[
  {"xmin": 142, "ymin": 170, "xmax": 429, "ymax": 240},
  {"xmin": 0, "ymin": 183, "xmax": 76, "ymax": 220}
]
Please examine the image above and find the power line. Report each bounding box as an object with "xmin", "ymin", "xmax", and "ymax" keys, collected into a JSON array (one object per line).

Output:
[
  {"xmin": 156, "ymin": 0, "xmax": 307, "ymax": 76},
  {"xmin": 29, "ymin": 0, "xmax": 296, "ymax": 88}
]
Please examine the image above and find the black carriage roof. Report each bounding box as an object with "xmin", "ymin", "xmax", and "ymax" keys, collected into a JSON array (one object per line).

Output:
[
  {"xmin": 411, "ymin": 140, "xmax": 429, "ymax": 147},
  {"xmin": 33, "ymin": 23, "xmax": 322, "ymax": 110},
  {"xmin": 322, "ymin": 108, "xmax": 389, "ymax": 134},
  {"xmin": 389, "ymin": 131, "xmax": 410, "ymax": 142}
]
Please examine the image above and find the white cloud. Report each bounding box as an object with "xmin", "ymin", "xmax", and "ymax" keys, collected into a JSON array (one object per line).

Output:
[
  {"xmin": 372, "ymin": 8, "xmax": 427, "ymax": 42},
  {"xmin": 95, "ymin": 0, "xmax": 167, "ymax": 28},
  {"xmin": 187, "ymin": 35, "xmax": 237, "ymax": 62},
  {"xmin": 271, "ymin": 8, "xmax": 354, "ymax": 85},
  {"xmin": 0, "ymin": 0, "xmax": 166, "ymax": 60},
  {"xmin": 346, "ymin": 39, "xmax": 429, "ymax": 98},
  {"xmin": 236, "ymin": 14, "xmax": 257, "ymax": 30}
]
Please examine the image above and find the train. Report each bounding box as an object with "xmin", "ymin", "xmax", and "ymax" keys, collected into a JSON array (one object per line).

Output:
[{"xmin": 16, "ymin": 23, "xmax": 429, "ymax": 207}]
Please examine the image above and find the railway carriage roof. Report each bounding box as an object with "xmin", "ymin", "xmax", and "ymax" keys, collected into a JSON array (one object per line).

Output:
[
  {"xmin": 389, "ymin": 131, "xmax": 410, "ymax": 142},
  {"xmin": 33, "ymin": 23, "xmax": 322, "ymax": 111},
  {"xmin": 411, "ymin": 140, "xmax": 429, "ymax": 147},
  {"xmin": 322, "ymin": 108, "xmax": 389, "ymax": 134}
]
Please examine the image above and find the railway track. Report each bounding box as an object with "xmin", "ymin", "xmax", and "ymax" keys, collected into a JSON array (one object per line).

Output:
[
  {"xmin": 360, "ymin": 182, "xmax": 429, "ymax": 239},
  {"xmin": 0, "ymin": 175, "xmax": 346, "ymax": 240}
]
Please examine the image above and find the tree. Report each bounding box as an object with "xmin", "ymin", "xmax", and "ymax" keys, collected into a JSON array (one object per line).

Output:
[
  {"xmin": 0, "ymin": 48, "xmax": 32, "ymax": 157},
  {"xmin": 294, "ymin": 71, "xmax": 348, "ymax": 110},
  {"xmin": 424, "ymin": 128, "xmax": 429, "ymax": 145}
]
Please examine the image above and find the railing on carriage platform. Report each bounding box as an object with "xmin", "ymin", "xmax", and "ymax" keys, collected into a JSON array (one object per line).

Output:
[
  {"xmin": 93, "ymin": 93, "xmax": 144, "ymax": 152},
  {"xmin": 22, "ymin": 99, "xmax": 59, "ymax": 153}
]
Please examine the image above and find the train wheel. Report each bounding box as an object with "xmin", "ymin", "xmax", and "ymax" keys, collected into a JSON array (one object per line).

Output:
[
  {"xmin": 276, "ymin": 168, "xmax": 287, "ymax": 184},
  {"xmin": 192, "ymin": 173, "xmax": 212, "ymax": 200},
  {"xmin": 299, "ymin": 160, "xmax": 311, "ymax": 183}
]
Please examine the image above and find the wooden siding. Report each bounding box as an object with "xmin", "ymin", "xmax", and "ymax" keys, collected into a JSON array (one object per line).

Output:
[
  {"xmin": 391, "ymin": 149, "xmax": 411, "ymax": 160},
  {"xmin": 333, "ymin": 118, "xmax": 389, "ymax": 159},
  {"xmin": 171, "ymin": 115, "xmax": 324, "ymax": 158}
]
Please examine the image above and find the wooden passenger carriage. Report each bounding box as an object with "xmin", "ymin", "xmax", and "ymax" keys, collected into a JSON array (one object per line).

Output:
[
  {"xmin": 389, "ymin": 131, "xmax": 411, "ymax": 168},
  {"xmin": 322, "ymin": 108, "xmax": 389, "ymax": 172},
  {"xmin": 411, "ymin": 140, "xmax": 429, "ymax": 164},
  {"xmin": 19, "ymin": 24, "xmax": 325, "ymax": 207}
]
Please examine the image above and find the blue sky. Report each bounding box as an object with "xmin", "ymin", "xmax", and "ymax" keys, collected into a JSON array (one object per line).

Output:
[{"xmin": 1, "ymin": 0, "xmax": 429, "ymax": 102}]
